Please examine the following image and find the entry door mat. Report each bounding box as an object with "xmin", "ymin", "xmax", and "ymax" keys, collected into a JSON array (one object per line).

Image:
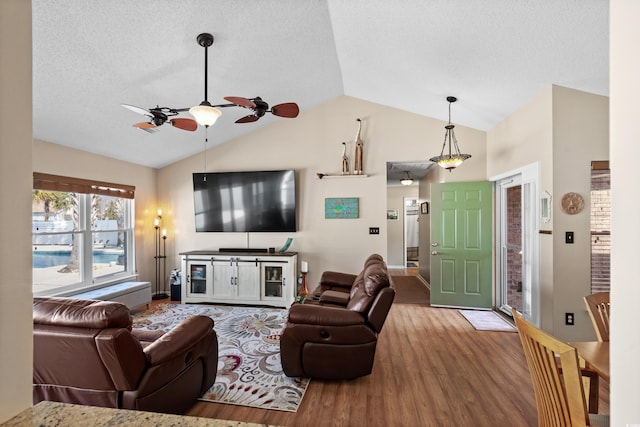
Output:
[
  {"xmin": 132, "ymin": 304, "xmax": 310, "ymax": 412},
  {"xmin": 458, "ymin": 309, "xmax": 516, "ymax": 332}
]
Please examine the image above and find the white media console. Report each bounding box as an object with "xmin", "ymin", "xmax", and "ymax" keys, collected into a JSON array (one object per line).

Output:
[{"xmin": 180, "ymin": 250, "xmax": 298, "ymax": 308}]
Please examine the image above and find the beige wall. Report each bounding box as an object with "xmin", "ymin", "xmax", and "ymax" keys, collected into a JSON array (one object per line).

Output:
[
  {"xmin": 158, "ymin": 96, "xmax": 486, "ymax": 288},
  {"xmin": 0, "ymin": 0, "xmax": 33, "ymax": 421},
  {"xmin": 487, "ymin": 85, "xmax": 608, "ymax": 340},
  {"xmin": 551, "ymin": 86, "xmax": 608, "ymax": 340},
  {"xmin": 32, "ymin": 140, "xmax": 159, "ymax": 289},
  {"xmin": 610, "ymin": 0, "xmax": 640, "ymax": 423}
]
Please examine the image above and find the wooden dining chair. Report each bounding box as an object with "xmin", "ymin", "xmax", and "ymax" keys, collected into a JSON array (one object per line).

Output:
[
  {"xmin": 512, "ymin": 309, "xmax": 609, "ymax": 427},
  {"xmin": 584, "ymin": 292, "xmax": 610, "ymax": 342}
]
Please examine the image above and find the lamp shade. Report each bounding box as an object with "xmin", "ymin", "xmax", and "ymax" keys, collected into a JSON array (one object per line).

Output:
[
  {"xmin": 429, "ymin": 96, "xmax": 471, "ymax": 172},
  {"xmin": 400, "ymin": 171, "xmax": 414, "ymax": 186},
  {"xmin": 189, "ymin": 102, "xmax": 222, "ymax": 127}
]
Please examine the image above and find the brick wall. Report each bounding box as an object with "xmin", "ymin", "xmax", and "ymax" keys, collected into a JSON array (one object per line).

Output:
[{"xmin": 506, "ymin": 186, "xmax": 523, "ymax": 311}]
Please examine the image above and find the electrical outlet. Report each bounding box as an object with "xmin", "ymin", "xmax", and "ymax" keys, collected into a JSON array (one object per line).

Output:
[
  {"xmin": 369, "ymin": 227, "xmax": 380, "ymax": 235},
  {"xmin": 565, "ymin": 312, "xmax": 574, "ymax": 325}
]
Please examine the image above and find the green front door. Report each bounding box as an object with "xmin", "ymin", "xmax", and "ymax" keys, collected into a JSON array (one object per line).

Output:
[{"xmin": 430, "ymin": 181, "xmax": 492, "ymax": 308}]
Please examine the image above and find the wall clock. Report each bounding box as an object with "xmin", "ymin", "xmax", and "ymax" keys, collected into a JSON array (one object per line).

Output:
[{"xmin": 561, "ymin": 192, "xmax": 585, "ymax": 215}]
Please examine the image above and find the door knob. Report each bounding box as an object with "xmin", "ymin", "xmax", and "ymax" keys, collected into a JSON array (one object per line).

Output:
[
  {"xmin": 431, "ymin": 242, "xmax": 439, "ymax": 247},
  {"xmin": 431, "ymin": 250, "xmax": 439, "ymax": 255}
]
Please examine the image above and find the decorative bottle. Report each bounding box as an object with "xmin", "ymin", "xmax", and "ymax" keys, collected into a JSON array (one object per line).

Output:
[
  {"xmin": 341, "ymin": 142, "xmax": 350, "ymax": 175},
  {"xmin": 353, "ymin": 118, "xmax": 364, "ymax": 175}
]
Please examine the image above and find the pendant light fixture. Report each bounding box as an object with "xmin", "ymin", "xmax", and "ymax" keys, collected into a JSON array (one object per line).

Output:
[
  {"xmin": 189, "ymin": 33, "xmax": 222, "ymax": 127},
  {"xmin": 400, "ymin": 171, "xmax": 414, "ymax": 186},
  {"xmin": 429, "ymin": 96, "xmax": 471, "ymax": 171}
]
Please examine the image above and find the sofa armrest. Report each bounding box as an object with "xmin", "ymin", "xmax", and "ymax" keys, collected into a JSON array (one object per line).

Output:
[
  {"xmin": 144, "ymin": 315, "xmax": 214, "ymax": 365},
  {"xmin": 132, "ymin": 329, "xmax": 165, "ymax": 344},
  {"xmin": 288, "ymin": 303, "xmax": 364, "ymax": 326},
  {"xmin": 319, "ymin": 271, "xmax": 358, "ymax": 289}
]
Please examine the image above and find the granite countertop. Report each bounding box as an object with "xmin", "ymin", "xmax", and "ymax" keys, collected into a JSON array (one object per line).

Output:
[{"xmin": 1, "ymin": 401, "xmax": 274, "ymax": 427}]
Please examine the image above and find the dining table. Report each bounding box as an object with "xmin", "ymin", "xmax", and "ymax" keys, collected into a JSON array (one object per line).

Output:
[{"xmin": 569, "ymin": 341, "xmax": 610, "ymax": 383}]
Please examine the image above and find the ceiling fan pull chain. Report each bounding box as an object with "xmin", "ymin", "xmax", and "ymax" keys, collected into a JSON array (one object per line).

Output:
[{"xmin": 203, "ymin": 128, "xmax": 210, "ymax": 176}]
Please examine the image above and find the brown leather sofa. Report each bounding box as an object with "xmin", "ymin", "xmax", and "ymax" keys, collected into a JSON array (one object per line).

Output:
[
  {"xmin": 33, "ymin": 297, "xmax": 218, "ymax": 414},
  {"xmin": 280, "ymin": 254, "xmax": 395, "ymax": 379}
]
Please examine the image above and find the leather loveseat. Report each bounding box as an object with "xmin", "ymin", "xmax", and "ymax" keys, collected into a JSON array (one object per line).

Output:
[
  {"xmin": 33, "ymin": 297, "xmax": 218, "ymax": 414},
  {"xmin": 280, "ymin": 254, "xmax": 395, "ymax": 379}
]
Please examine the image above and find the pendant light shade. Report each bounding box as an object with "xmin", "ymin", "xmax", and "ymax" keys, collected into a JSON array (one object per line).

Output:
[
  {"xmin": 429, "ymin": 96, "xmax": 471, "ymax": 172},
  {"xmin": 189, "ymin": 33, "xmax": 222, "ymax": 128},
  {"xmin": 400, "ymin": 171, "xmax": 414, "ymax": 186}
]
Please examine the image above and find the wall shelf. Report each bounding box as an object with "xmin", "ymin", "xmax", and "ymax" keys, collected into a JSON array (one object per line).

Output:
[{"xmin": 316, "ymin": 173, "xmax": 369, "ymax": 179}]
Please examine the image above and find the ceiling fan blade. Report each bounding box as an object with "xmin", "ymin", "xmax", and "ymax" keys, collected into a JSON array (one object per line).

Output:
[
  {"xmin": 170, "ymin": 118, "xmax": 198, "ymax": 131},
  {"xmin": 133, "ymin": 122, "xmax": 156, "ymax": 129},
  {"xmin": 271, "ymin": 102, "xmax": 299, "ymax": 118},
  {"xmin": 235, "ymin": 115, "xmax": 259, "ymax": 124},
  {"xmin": 224, "ymin": 96, "xmax": 257, "ymax": 108},
  {"xmin": 122, "ymin": 104, "xmax": 152, "ymax": 117}
]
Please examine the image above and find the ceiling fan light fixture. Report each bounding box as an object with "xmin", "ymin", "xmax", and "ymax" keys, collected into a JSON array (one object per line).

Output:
[
  {"xmin": 400, "ymin": 171, "xmax": 414, "ymax": 186},
  {"xmin": 189, "ymin": 102, "xmax": 222, "ymax": 127},
  {"xmin": 429, "ymin": 96, "xmax": 471, "ymax": 172}
]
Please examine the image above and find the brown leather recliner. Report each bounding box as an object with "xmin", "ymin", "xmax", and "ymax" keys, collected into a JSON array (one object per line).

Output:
[
  {"xmin": 33, "ymin": 297, "xmax": 218, "ymax": 414},
  {"xmin": 280, "ymin": 254, "xmax": 395, "ymax": 379}
]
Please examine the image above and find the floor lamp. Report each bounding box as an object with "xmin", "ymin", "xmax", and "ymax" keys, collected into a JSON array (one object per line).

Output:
[{"xmin": 152, "ymin": 210, "xmax": 168, "ymax": 300}]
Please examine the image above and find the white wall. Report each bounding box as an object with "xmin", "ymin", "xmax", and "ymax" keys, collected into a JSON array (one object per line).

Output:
[
  {"xmin": 158, "ymin": 96, "xmax": 486, "ymax": 288},
  {"xmin": 0, "ymin": 0, "xmax": 33, "ymax": 421},
  {"xmin": 610, "ymin": 1, "xmax": 640, "ymax": 423}
]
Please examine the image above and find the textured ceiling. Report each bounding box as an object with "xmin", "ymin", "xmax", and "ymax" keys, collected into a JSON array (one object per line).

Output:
[{"xmin": 32, "ymin": 0, "xmax": 609, "ymax": 169}]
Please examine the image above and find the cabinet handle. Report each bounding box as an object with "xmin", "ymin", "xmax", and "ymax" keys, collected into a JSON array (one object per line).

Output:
[{"xmin": 282, "ymin": 277, "xmax": 286, "ymax": 287}]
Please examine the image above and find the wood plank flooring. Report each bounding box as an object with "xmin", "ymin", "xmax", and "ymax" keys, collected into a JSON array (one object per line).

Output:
[{"xmin": 153, "ymin": 272, "xmax": 608, "ymax": 426}]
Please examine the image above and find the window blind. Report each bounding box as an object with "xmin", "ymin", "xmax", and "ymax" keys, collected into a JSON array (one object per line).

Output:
[{"xmin": 33, "ymin": 172, "xmax": 135, "ymax": 199}]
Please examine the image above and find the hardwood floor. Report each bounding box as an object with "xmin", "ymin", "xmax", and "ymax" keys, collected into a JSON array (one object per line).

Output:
[{"xmin": 152, "ymin": 284, "xmax": 609, "ymax": 426}]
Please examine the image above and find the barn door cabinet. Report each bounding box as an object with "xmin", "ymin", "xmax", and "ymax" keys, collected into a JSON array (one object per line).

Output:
[{"xmin": 181, "ymin": 251, "xmax": 297, "ymax": 308}]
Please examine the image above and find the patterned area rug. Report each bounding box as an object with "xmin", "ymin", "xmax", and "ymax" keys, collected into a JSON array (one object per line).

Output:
[
  {"xmin": 132, "ymin": 304, "xmax": 310, "ymax": 412},
  {"xmin": 458, "ymin": 309, "xmax": 516, "ymax": 332}
]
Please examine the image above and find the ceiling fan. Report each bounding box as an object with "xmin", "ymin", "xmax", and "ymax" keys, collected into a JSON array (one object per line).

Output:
[{"xmin": 122, "ymin": 33, "xmax": 299, "ymax": 132}]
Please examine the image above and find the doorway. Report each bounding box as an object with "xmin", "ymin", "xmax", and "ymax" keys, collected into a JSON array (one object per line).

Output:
[
  {"xmin": 385, "ymin": 161, "xmax": 433, "ymax": 270},
  {"xmin": 494, "ymin": 163, "xmax": 539, "ymax": 324},
  {"xmin": 404, "ymin": 198, "xmax": 419, "ymax": 267}
]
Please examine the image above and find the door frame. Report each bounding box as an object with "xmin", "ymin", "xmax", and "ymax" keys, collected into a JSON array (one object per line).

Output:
[{"xmin": 491, "ymin": 162, "xmax": 540, "ymax": 325}]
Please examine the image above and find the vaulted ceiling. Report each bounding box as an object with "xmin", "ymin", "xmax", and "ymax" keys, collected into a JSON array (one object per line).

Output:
[{"xmin": 32, "ymin": 1, "xmax": 608, "ymax": 169}]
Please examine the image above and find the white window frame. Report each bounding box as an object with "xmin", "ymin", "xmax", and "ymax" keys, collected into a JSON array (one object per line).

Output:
[{"xmin": 32, "ymin": 192, "xmax": 137, "ymax": 296}]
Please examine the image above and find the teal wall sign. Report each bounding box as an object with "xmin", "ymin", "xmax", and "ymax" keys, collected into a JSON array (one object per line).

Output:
[{"xmin": 325, "ymin": 197, "xmax": 359, "ymax": 219}]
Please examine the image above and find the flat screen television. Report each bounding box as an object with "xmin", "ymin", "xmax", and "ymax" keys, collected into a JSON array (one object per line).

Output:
[{"xmin": 193, "ymin": 169, "xmax": 297, "ymax": 232}]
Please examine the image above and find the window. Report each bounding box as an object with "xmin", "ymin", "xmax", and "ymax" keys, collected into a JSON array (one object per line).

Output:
[
  {"xmin": 32, "ymin": 173, "xmax": 136, "ymax": 295},
  {"xmin": 590, "ymin": 161, "xmax": 610, "ymax": 293}
]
